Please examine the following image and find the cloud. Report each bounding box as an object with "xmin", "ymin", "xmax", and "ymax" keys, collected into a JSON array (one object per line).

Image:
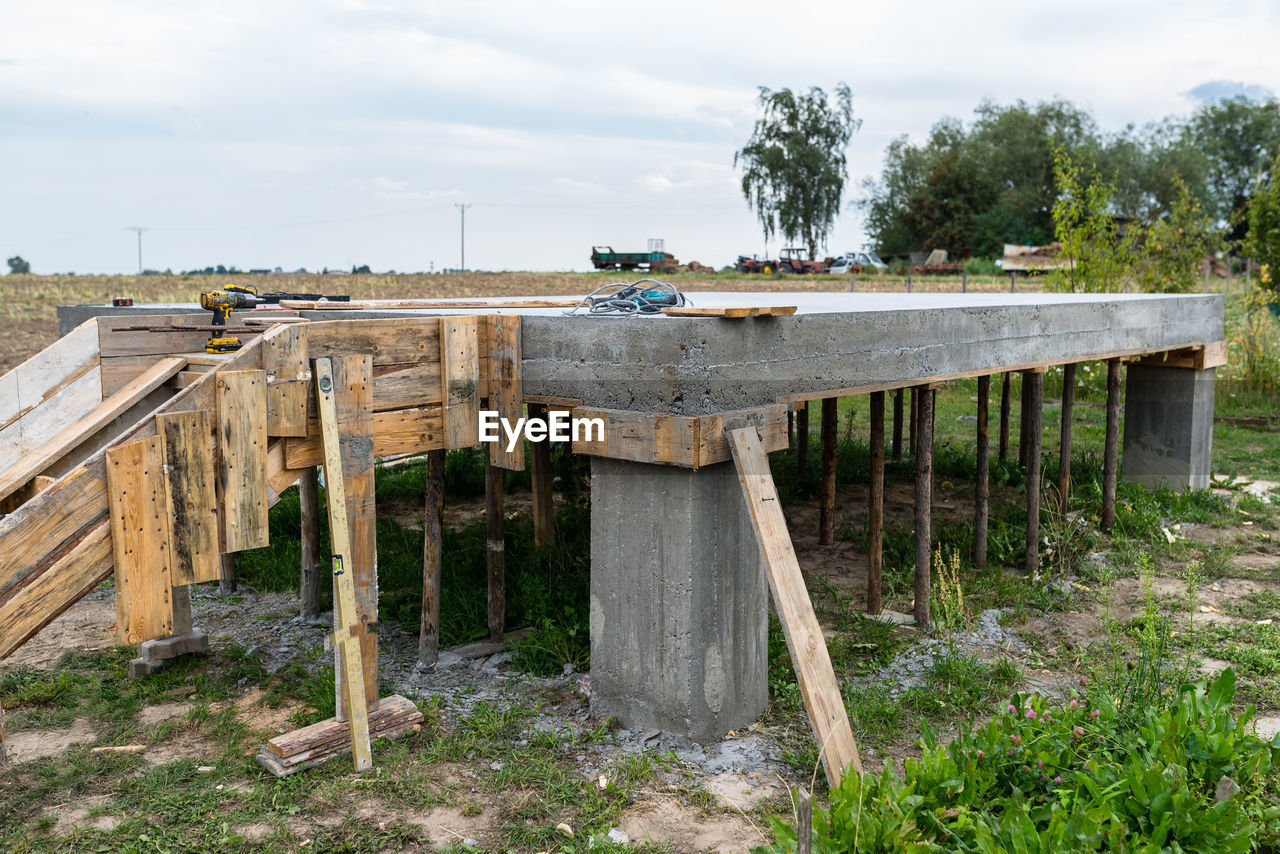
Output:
[{"xmin": 1184, "ymin": 80, "xmax": 1276, "ymax": 104}]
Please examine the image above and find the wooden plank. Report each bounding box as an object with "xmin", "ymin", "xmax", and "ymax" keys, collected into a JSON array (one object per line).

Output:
[
  {"xmin": 974, "ymin": 375, "xmax": 990, "ymax": 569},
  {"xmin": 570, "ymin": 408, "xmax": 696, "ymax": 466},
  {"xmin": 727, "ymin": 426, "xmax": 862, "ymax": 786},
  {"xmin": 313, "ymin": 357, "xmax": 373, "ymax": 772},
  {"xmin": 661, "ymin": 305, "xmax": 797, "ymax": 318},
  {"xmin": 1024, "ymin": 371, "xmax": 1043, "ymax": 573},
  {"xmin": 913, "ymin": 387, "xmax": 934, "ymax": 630},
  {"xmin": 696, "ymin": 405, "xmax": 789, "ymax": 466},
  {"xmin": 372, "ymin": 362, "xmax": 442, "ymax": 411},
  {"xmin": 107, "ymin": 438, "xmax": 174, "ymax": 644},
  {"xmin": 818, "ymin": 398, "xmax": 837, "ymax": 547},
  {"xmin": 300, "ymin": 468, "xmax": 322, "ymax": 622},
  {"xmin": 527, "ymin": 404, "xmax": 555, "ymax": 550},
  {"xmin": 0, "ymin": 368, "xmax": 102, "ymax": 475},
  {"xmin": 96, "ymin": 314, "xmax": 221, "ymax": 358},
  {"xmin": 485, "ymin": 314, "xmax": 524, "ymax": 470},
  {"xmin": 441, "ymin": 317, "xmax": 480, "ymax": 449},
  {"xmin": 100, "ymin": 355, "xmax": 172, "ymax": 397},
  {"xmin": 264, "ymin": 324, "xmax": 311, "ymax": 437},
  {"xmin": 1102, "ymin": 359, "xmax": 1121, "ymax": 533},
  {"xmin": 867, "ymin": 391, "xmax": 884, "ymax": 615},
  {"xmin": 279, "ymin": 297, "xmax": 581, "ymax": 310},
  {"xmin": 0, "ymin": 318, "xmax": 100, "ymax": 434},
  {"xmin": 283, "ymin": 405, "xmax": 444, "ymax": 469},
  {"xmin": 486, "ymin": 460, "xmax": 505, "ymax": 641},
  {"xmin": 217, "ymin": 370, "xmax": 270, "ymax": 552},
  {"xmin": 418, "ymin": 449, "xmax": 445, "ymax": 666},
  {"xmin": 268, "ymin": 694, "xmax": 419, "ymax": 758},
  {"xmin": 1057, "ymin": 363, "xmax": 1075, "ymax": 519},
  {"xmin": 0, "ymin": 357, "xmax": 185, "ymax": 505},
  {"xmin": 1135, "ymin": 340, "xmax": 1228, "ymax": 370},
  {"xmin": 308, "ymin": 317, "xmax": 443, "ymax": 366},
  {"xmin": 157, "ymin": 410, "xmax": 220, "ymax": 585}
]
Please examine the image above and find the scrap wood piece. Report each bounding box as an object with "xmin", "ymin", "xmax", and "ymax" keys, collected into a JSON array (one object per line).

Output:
[
  {"xmin": 569, "ymin": 405, "xmax": 788, "ymax": 469},
  {"xmin": 264, "ymin": 323, "xmax": 311, "ymax": 437},
  {"xmin": 157, "ymin": 410, "xmax": 220, "ymax": 585},
  {"xmin": 314, "ymin": 356, "xmax": 373, "ymax": 773},
  {"xmin": 485, "ymin": 314, "xmax": 524, "ymax": 470},
  {"xmin": 217, "ymin": 370, "xmax": 270, "ymax": 552},
  {"xmin": 107, "ymin": 437, "xmax": 174, "ymax": 645},
  {"xmin": 1135, "ymin": 339, "xmax": 1227, "ymax": 371},
  {"xmin": 727, "ymin": 425, "xmax": 862, "ymax": 787},
  {"xmin": 440, "ymin": 317, "xmax": 480, "ymax": 449},
  {"xmin": 278, "ymin": 297, "xmax": 582, "ymax": 310},
  {"xmin": 661, "ymin": 305, "xmax": 797, "ymax": 318},
  {"xmin": 0, "ymin": 356, "xmax": 186, "ymax": 505},
  {"xmin": 266, "ymin": 694, "xmax": 422, "ymax": 760},
  {"xmin": 283, "ymin": 405, "xmax": 443, "ymax": 469}
]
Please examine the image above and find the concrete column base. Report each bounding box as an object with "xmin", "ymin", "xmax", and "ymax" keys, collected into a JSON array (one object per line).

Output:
[
  {"xmin": 589, "ymin": 458, "xmax": 767, "ymax": 744},
  {"xmin": 1121, "ymin": 365, "xmax": 1215, "ymax": 490},
  {"xmin": 129, "ymin": 631, "xmax": 209, "ymax": 679}
]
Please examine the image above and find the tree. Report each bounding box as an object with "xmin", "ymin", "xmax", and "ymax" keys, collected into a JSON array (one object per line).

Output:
[
  {"xmin": 1186, "ymin": 96, "xmax": 1280, "ymax": 238},
  {"xmin": 735, "ymin": 84, "xmax": 860, "ymax": 259},
  {"xmin": 1137, "ymin": 175, "xmax": 1222, "ymax": 293},
  {"xmin": 1244, "ymin": 153, "xmax": 1280, "ymax": 298},
  {"xmin": 1048, "ymin": 148, "xmax": 1141, "ymax": 293},
  {"xmin": 6, "ymin": 255, "xmax": 30, "ymax": 274}
]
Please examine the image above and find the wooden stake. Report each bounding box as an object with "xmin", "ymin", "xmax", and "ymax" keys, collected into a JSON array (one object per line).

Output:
[
  {"xmin": 418, "ymin": 449, "xmax": 445, "ymax": 666},
  {"xmin": 891, "ymin": 389, "xmax": 903, "ymax": 460},
  {"xmin": 868, "ymin": 391, "xmax": 884, "ymax": 615},
  {"xmin": 795, "ymin": 402, "xmax": 809, "ymax": 477},
  {"xmin": 1024, "ymin": 371, "xmax": 1043, "ymax": 573},
  {"xmin": 913, "ymin": 386, "xmax": 933, "ymax": 631},
  {"xmin": 313, "ymin": 357, "xmax": 373, "ymax": 773},
  {"xmin": 528, "ymin": 403, "xmax": 555, "ymax": 549},
  {"xmin": 299, "ymin": 467, "xmax": 322, "ymax": 622},
  {"xmin": 818, "ymin": 398, "xmax": 838, "ymax": 547},
  {"xmin": 1058, "ymin": 363, "xmax": 1076, "ymax": 517},
  {"xmin": 999, "ymin": 373, "xmax": 1011, "ymax": 461},
  {"xmin": 975, "ymin": 374, "xmax": 990, "ymax": 568},
  {"xmin": 486, "ymin": 459, "xmax": 505, "ymax": 642},
  {"xmin": 218, "ymin": 553, "xmax": 236, "ymax": 594},
  {"xmin": 1018, "ymin": 371, "xmax": 1030, "ymax": 468},
  {"xmin": 1102, "ymin": 359, "xmax": 1121, "ymax": 533},
  {"xmin": 728, "ymin": 426, "xmax": 862, "ymax": 786},
  {"xmin": 909, "ymin": 387, "xmax": 918, "ymax": 456},
  {"xmin": 798, "ymin": 787, "xmax": 813, "ymax": 854}
]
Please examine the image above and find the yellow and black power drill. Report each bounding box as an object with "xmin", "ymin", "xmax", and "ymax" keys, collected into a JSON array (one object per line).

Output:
[{"xmin": 199, "ymin": 284, "xmax": 263, "ymax": 353}]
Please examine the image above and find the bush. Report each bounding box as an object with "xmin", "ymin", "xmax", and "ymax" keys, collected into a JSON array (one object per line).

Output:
[{"xmin": 761, "ymin": 670, "xmax": 1280, "ymax": 853}]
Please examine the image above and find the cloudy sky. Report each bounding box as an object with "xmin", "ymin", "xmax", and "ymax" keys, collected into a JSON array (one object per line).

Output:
[{"xmin": 2, "ymin": 0, "xmax": 1276, "ymax": 274}]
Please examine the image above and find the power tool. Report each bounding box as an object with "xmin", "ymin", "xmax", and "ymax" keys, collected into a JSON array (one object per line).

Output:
[{"xmin": 198, "ymin": 285, "xmax": 352, "ymax": 352}]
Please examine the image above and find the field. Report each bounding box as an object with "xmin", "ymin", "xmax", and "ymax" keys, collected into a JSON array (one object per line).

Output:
[{"xmin": 2, "ymin": 272, "xmax": 1279, "ymax": 852}]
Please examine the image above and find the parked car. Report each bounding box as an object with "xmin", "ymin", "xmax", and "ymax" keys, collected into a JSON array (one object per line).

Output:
[{"xmin": 828, "ymin": 252, "xmax": 888, "ymax": 275}]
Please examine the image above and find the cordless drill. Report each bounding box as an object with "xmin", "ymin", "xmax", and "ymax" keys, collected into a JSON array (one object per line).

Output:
[{"xmin": 199, "ymin": 284, "xmax": 262, "ymax": 352}]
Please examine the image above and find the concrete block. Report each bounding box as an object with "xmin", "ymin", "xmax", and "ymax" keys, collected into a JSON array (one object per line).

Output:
[
  {"xmin": 139, "ymin": 630, "xmax": 209, "ymax": 663},
  {"xmin": 589, "ymin": 458, "xmax": 767, "ymax": 743},
  {"xmin": 1122, "ymin": 364, "xmax": 1215, "ymax": 490},
  {"xmin": 129, "ymin": 657, "xmax": 169, "ymax": 679}
]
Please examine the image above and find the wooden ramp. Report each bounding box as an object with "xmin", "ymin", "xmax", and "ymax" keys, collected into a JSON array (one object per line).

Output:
[{"xmin": 0, "ymin": 313, "xmax": 524, "ymax": 663}]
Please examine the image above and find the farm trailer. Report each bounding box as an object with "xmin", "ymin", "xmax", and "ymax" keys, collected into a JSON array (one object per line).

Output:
[{"xmin": 0, "ymin": 291, "xmax": 1225, "ymax": 781}]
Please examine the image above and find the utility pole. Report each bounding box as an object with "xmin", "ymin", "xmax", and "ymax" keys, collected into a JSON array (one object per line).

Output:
[
  {"xmin": 128, "ymin": 226, "xmax": 148, "ymax": 275},
  {"xmin": 455, "ymin": 203, "xmax": 471, "ymax": 272}
]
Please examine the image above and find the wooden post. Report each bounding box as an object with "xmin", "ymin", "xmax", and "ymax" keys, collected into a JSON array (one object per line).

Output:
[
  {"xmin": 797, "ymin": 787, "xmax": 813, "ymax": 854},
  {"xmin": 1019, "ymin": 372, "xmax": 1030, "ymax": 468},
  {"xmin": 909, "ymin": 387, "xmax": 918, "ymax": 456},
  {"xmin": 975, "ymin": 375, "xmax": 990, "ymax": 568},
  {"xmin": 892, "ymin": 389, "xmax": 903, "ymax": 460},
  {"xmin": 1102, "ymin": 359, "xmax": 1122, "ymax": 533},
  {"xmin": 486, "ymin": 459, "xmax": 505, "ymax": 642},
  {"xmin": 1009, "ymin": 271, "xmax": 1017, "ymax": 292},
  {"xmin": 528, "ymin": 403, "xmax": 556, "ymax": 549},
  {"xmin": 868, "ymin": 391, "xmax": 885, "ymax": 614},
  {"xmin": 913, "ymin": 386, "xmax": 934, "ymax": 631},
  {"xmin": 787, "ymin": 408, "xmax": 794, "ymax": 446},
  {"xmin": 418, "ymin": 449, "xmax": 445, "ymax": 667},
  {"xmin": 819, "ymin": 398, "xmax": 838, "ymax": 546},
  {"xmin": 848, "ymin": 275, "xmax": 856, "ymax": 293},
  {"xmin": 999, "ymin": 373, "xmax": 1011, "ymax": 461},
  {"xmin": 218, "ymin": 553, "xmax": 236, "ymax": 594},
  {"xmin": 962, "ymin": 271, "xmax": 968, "ymax": 293},
  {"xmin": 1058, "ymin": 363, "xmax": 1076, "ymax": 517},
  {"xmin": 299, "ymin": 467, "xmax": 322, "ymax": 622},
  {"xmin": 1024, "ymin": 371, "xmax": 1043, "ymax": 573},
  {"xmin": 0, "ymin": 702, "xmax": 6, "ymax": 767},
  {"xmin": 907, "ymin": 273, "xmax": 913, "ymax": 292},
  {"xmin": 796, "ymin": 402, "xmax": 810, "ymax": 477}
]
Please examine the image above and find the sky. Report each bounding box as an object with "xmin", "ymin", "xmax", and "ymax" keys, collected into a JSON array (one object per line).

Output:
[{"xmin": 1, "ymin": 0, "xmax": 1277, "ymax": 275}]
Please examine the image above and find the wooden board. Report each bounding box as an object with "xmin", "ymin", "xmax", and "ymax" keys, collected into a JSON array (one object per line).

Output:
[
  {"xmin": 97, "ymin": 314, "xmax": 241, "ymax": 358},
  {"xmin": 661, "ymin": 305, "xmax": 798, "ymax": 318},
  {"xmin": 0, "ymin": 357, "xmax": 185, "ymax": 506},
  {"xmin": 372, "ymin": 362, "xmax": 442, "ymax": 411},
  {"xmin": 284, "ymin": 406, "xmax": 443, "ymax": 469},
  {"xmin": 1135, "ymin": 340, "xmax": 1228, "ymax": 370},
  {"xmin": 157, "ymin": 410, "xmax": 220, "ymax": 585},
  {"xmin": 485, "ymin": 314, "xmax": 523, "ymax": 470},
  {"xmin": 728, "ymin": 426, "xmax": 862, "ymax": 786},
  {"xmin": 264, "ymin": 324, "xmax": 311, "ymax": 437},
  {"xmin": 569, "ymin": 405, "xmax": 788, "ymax": 469},
  {"xmin": 0, "ymin": 318, "xmax": 100, "ymax": 434},
  {"xmin": 217, "ymin": 370, "xmax": 270, "ymax": 552},
  {"xmin": 279, "ymin": 298, "xmax": 581, "ymax": 310},
  {"xmin": 0, "ymin": 368, "xmax": 103, "ymax": 479},
  {"xmin": 313, "ymin": 357, "xmax": 374, "ymax": 772},
  {"xmin": 308, "ymin": 317, "xmax": 444, "ymax": 366},
  {"xmin": 267, "ymin": 694, "xmax": 420, "ymax": 760},
  {"xmin": 441, "ymin": 317, "xmax": 480, "ymax": 449},
  {"xmin": 106, "ymin": 438, "xmax": 174, "ymax": 644}
]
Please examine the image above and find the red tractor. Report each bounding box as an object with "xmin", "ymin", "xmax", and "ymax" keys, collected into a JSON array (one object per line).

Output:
[{"xmin": 735, "ymin": 248, "xmax": 825, "ymax": 274}]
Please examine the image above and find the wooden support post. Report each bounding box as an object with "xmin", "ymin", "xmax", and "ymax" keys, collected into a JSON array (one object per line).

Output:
[
  {"xmin": 299, "ymin": 467, "xmax": 322, "ymax": 622},
  {"xmin": 1009, "ymin": 271, "xmax": 1017, "ymax": 292},
  {"xmin": 999, "ymin": 373, "xmax": 1011, "ymax": 461},
  {"xmin": 0, "ymin": 701, "xmax": 6, "ymax": 767},
  {"xmin": 867, "ymin": 391, "xmax": 884, "ymax": 615},
  {"xmin": 418, "ymin": 449, "xmax": 445, "ymax": 667},
  {"xmin": 1024, "ymin": 371, "xmax": 1043, "ymax": 573},
  {"xmin": 219, "ymin": 553, "xmax": 236, "ymax": 594},
  {"xmin": 728, "ymin": 426, "xmax": 862, "ymax": 786},
  {"xmin": 908, "ymin": 387, "xmax": 918, "ymax": 456},
  {"xmin": 313, "ymin": 357, "xmax": 373, "ymax": 773},
  {"xmin": 798, "ymin": 787, "xmax": 813, "ymax": 854},
  {"xmin": 907, "ymin": 273, "xmax": 913, "ymax": 292},
  {"xmin": 1102, "ymin": 359, "xmax": 1122, "ymax": 533},
  {"xmin": 1018, "ymin": 371, "xmax": 1030, "ymax": 468},
  {"xmin": 818, "ymin": 398, "xmax": 838, "ymax": 547},
  {"xmin": 892, "ymin": 389, "xmax": 903, "ymax": 461},
  {"xmin": 1058, "ymin": 363, "xmax": 1076, "ymax": 517},
  {"xmin": 975, "ymin": 374, "xmax": 990, "ymax": 568},
  {"xmin": 913, "ymin": 386, "xmax": 934, "ymax": 631},
  {"xmin": 787, "ymin": 408, "xmax": 794, "ymax": 446},
  {"xmin": 486, "ymin": 459, "xmax": 505, "ymax": 642},
  {"xmin": 962, "ymin": 271, "xmax": 968, "ymax": 293},
  {"xmin": 795, "ymin": 401, "xmax": 809, "ymax": 476},
  {"xmin": 107, "ymin": 437, "xmax": 174, "ymax": 644},
  {"xmin": 528, "ymin": 403, "xmax": 556, "ymax": 549}
]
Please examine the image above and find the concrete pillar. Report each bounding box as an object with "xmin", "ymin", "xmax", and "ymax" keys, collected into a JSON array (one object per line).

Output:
[
  {"xmin": 1121, "ymin": 365, "xmax": 1215, "ymax": 490},
  {"xmin": 589, "ymin": 458, "xmax": 767, "ymax": 743}
]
